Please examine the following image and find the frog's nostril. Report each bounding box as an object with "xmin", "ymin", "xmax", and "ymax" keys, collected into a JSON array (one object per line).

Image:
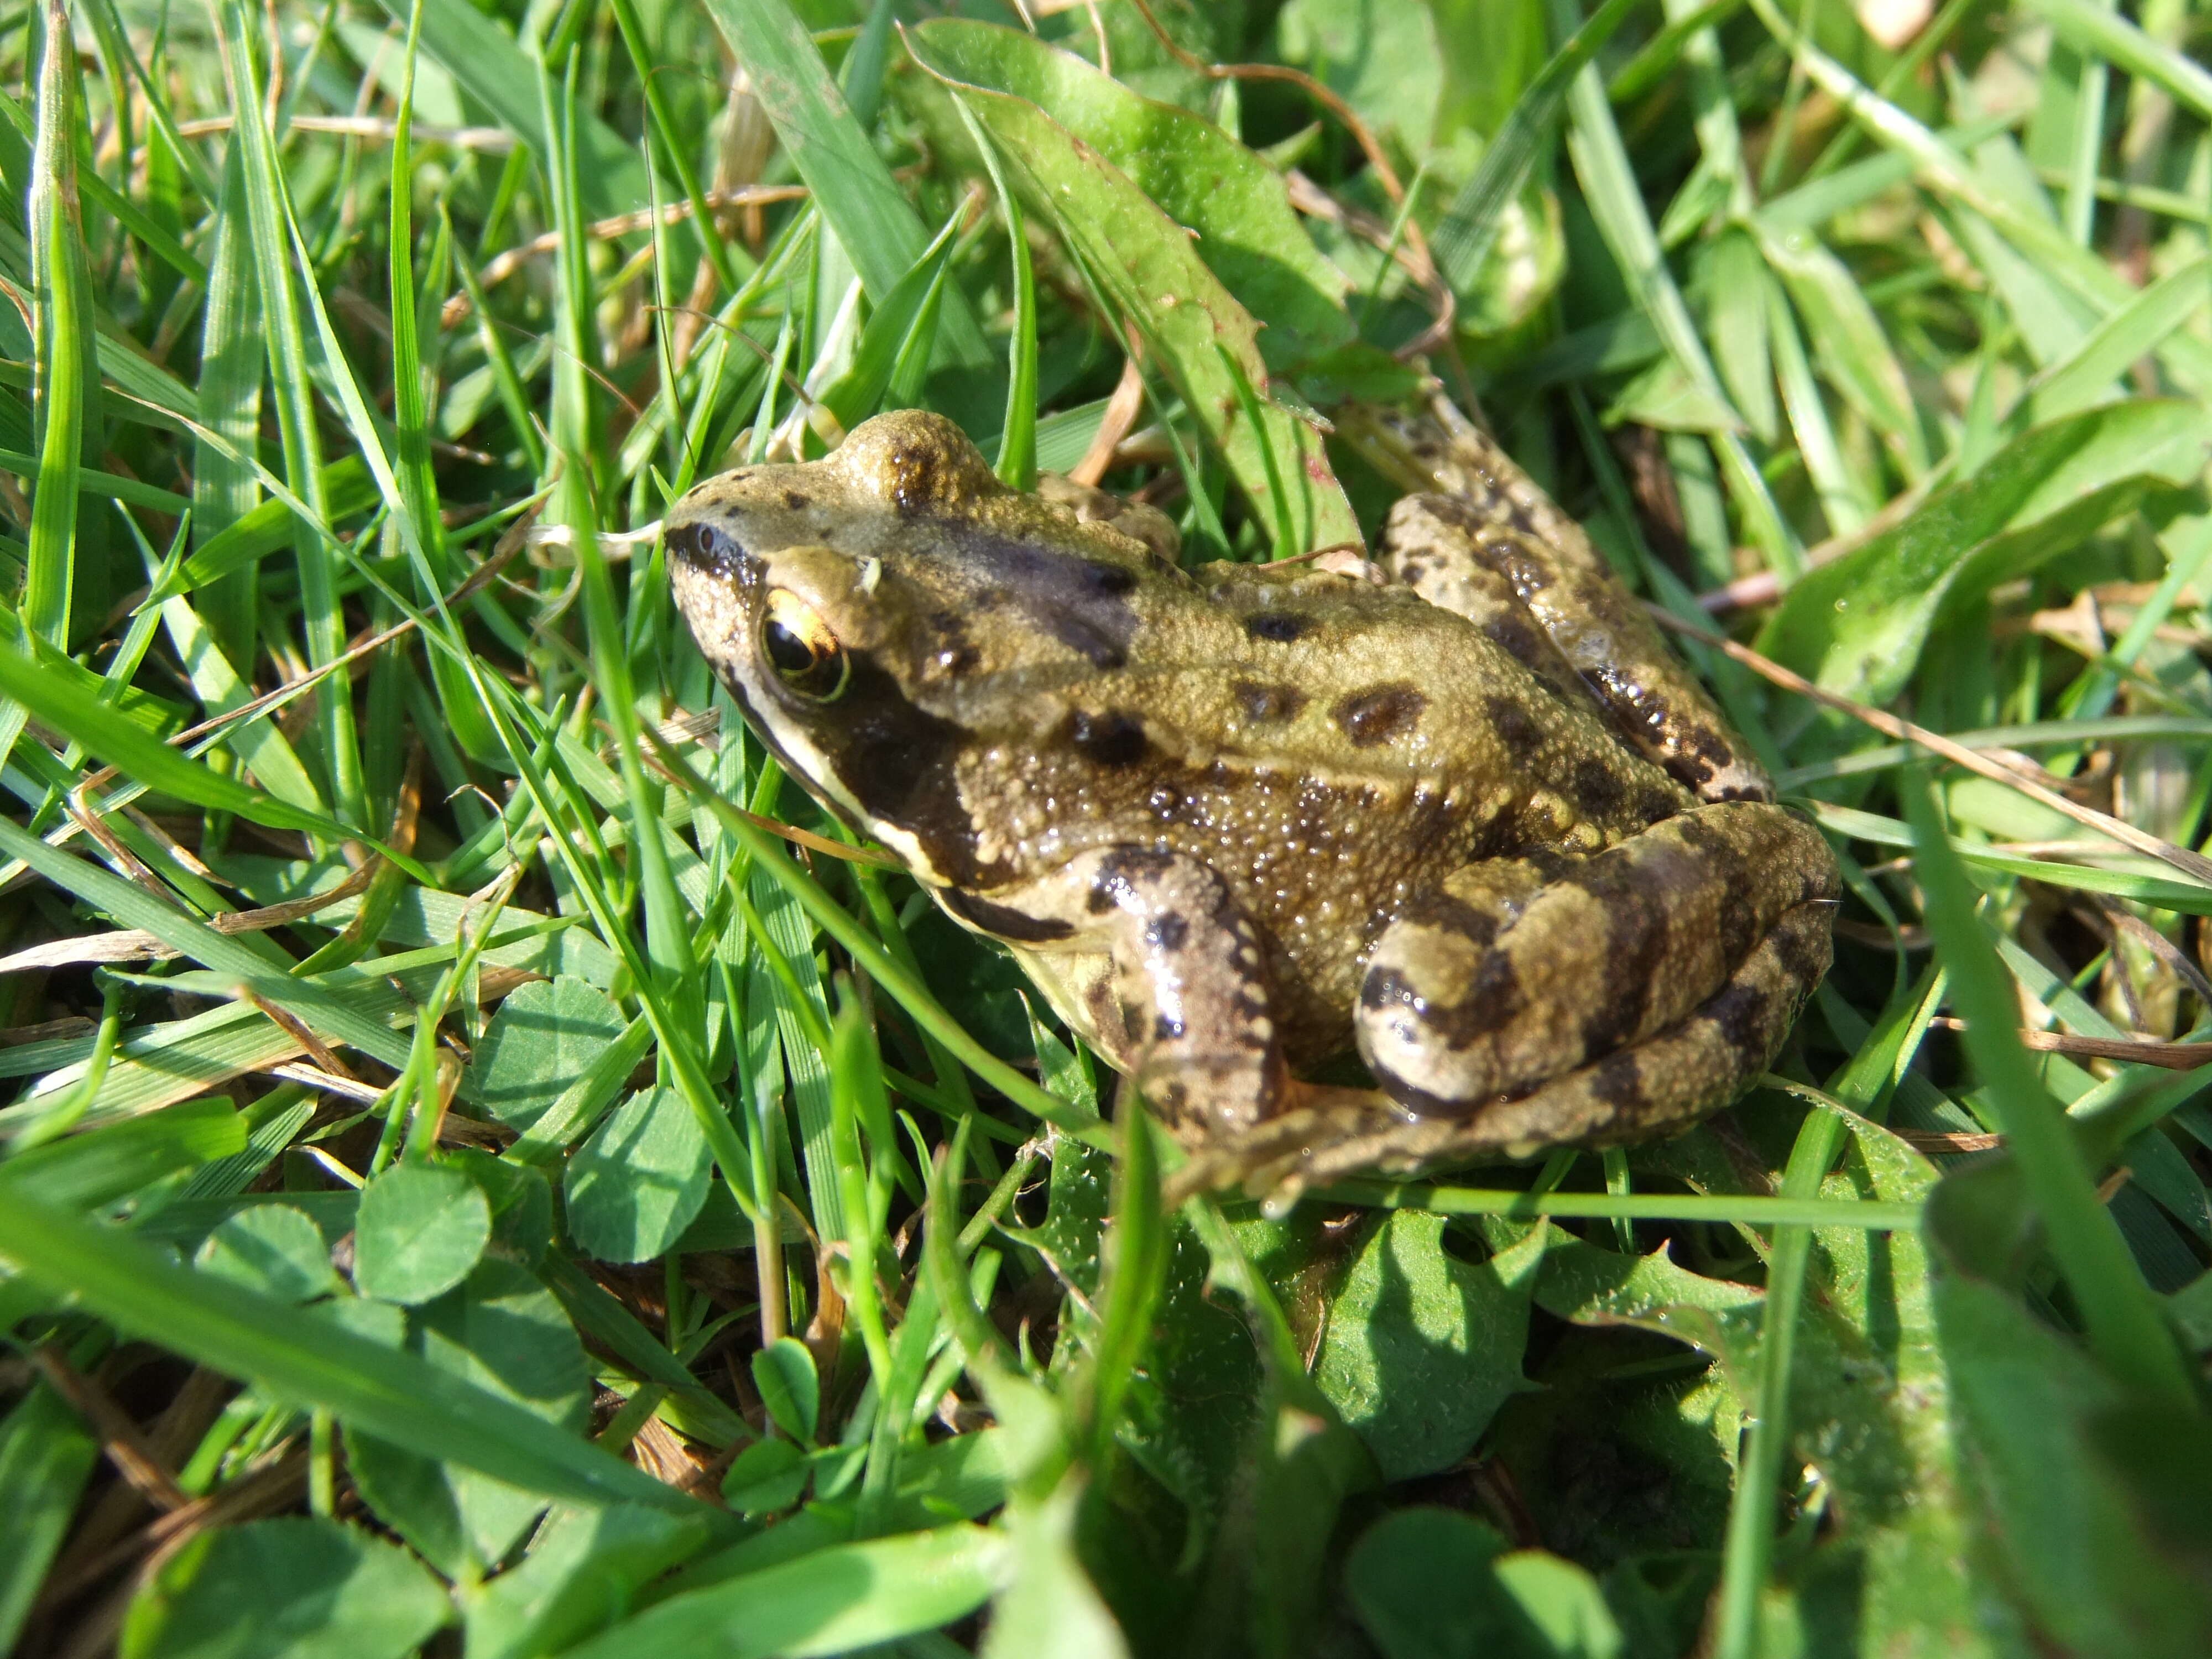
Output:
[{"xmin": 666, "ymin": 521, "xmax": 743, "ymax": 574}]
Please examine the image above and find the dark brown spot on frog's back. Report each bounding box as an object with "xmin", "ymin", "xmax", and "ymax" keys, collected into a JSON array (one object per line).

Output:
[
  {"xmin": 784, "ymin": 490, "xmax": 811, "ymax": 510},
  {"xmin": 1573, "ymin": 869, "xmax": 1664, "ymax": 1055},
  {"xmin": 1233, "ymin": 681, "xmax": 1306, "ymax": 723},
  {"xmin": 1068, "ymin": 708, "xmax": 1149, "ymax": 768},
  {"xmin": 1771, "ymin": 910, "xmax": 1832, "ymax": 984},
  {"xmin": 940, "ymin": 887, "xmax": 1074, "ymax": 943},
  {"xmin": 1485, "ymin": 694, "xmax": 1544, "ymax": 761},
  {"xmin": 1083, "ymin": 559, "xmax": 1138, "ymax": 596},
  {"xmin": 1570, "ymin": 757, "xmax": 1624, "ymax": 820},
  {"xmin": 1245, "ymin": 611, "xmax": 1312, "ymax": 643},
  {"xmin": 1333, "ymin": 685, "xmax": 1426, "ymax": 748},
  {"xmin": 1485, "ymin": 612, "xmax": 1551, "ymax": 670},
  {"xmin": 1145, "ymin": 912, "xmax": 1190, "ymax": 952}
]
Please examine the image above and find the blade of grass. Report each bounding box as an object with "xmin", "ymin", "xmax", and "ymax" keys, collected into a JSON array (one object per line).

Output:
[
  {"xmin": 1431, "ymin": 0, "xmax": 1641, "ymax": 292},
  {"xmin": 18, "ymin": 0, "xmax": 95, "ymax": 692},
  {"xmin": 388, "ymin": 0, "xmax": 498, "ymax": 767},
  {"xmin": 955, "ymin": 97, "xmax": 1037, "ymax": 489},
  {"xmin": 0, "ymin": 1188, "xmax": 702, "ymax": 1513},
  {"xmin": 2027, "ymin": 0, "xmax": 2212, "ymax": 127},
  {"xmin": 0, "ymin": 643, "xmax": 414, "ymax": 868},
  {"xmin": 1906, "ymin": 773, "xmax": 2193, "ymax": 1405},
  {"xmin": 190, "ymin": 145, "xmax": 265, "ymax": 674},
  {"xmin": 216, "ymin": 0, "xmax": 364, "ymax": 829},
  {"xmin": 1318, "ymin": 1182, "xmax": 1922, "ymax": 1229},
  {"xmin": 1544, "ymin": 0, "xmax": 1802, "ymax": 581},
  {"xmin": 699, "ymin": 0, "xmax": 988, "ymax": 367}
]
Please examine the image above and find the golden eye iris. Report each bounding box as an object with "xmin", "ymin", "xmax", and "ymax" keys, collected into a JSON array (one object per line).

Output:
[{"xmin": 760, "ymin": 589, "xmax": 849, "ymax": 701}]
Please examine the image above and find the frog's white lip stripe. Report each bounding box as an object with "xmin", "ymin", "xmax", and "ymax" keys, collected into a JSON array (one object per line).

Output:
[{"xmin": 744, "ymin": 691, "xmax": 946, "ymax": 885}]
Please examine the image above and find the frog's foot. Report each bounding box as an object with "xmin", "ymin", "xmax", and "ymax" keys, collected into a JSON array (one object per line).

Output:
[
  {"xmin": 1349, "ymin": 399, "xmax": 1772, "ymax": 804},
  {"xmin": 1165, "ymin": 900, "xmax": 1833, "ymax": 1207},
  {"xmin": 1355, "ymin": 802, "xmax": 1837, "ymax": 1115},
  {"xmin": 945, "ymin": 846, "xmax": 1287, "ymax": 1142}
]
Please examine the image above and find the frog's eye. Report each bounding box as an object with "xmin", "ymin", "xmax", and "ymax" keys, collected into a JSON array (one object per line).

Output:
[{"xmin": 760, "ymin": 589, "xmax": 849, "ymax": 701}]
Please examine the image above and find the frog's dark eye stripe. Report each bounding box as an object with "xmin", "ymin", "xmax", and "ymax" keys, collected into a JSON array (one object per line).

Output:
[{"xmin": 760, "ymin": 590, "xmax": 849, "ymax": 701}]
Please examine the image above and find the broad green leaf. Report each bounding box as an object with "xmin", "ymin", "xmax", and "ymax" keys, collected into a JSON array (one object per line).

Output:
[
  {"xmin": 1932, "ymin": 1272, "xmax": 2212, "ymax": 1653},
  {"xmin": 1275, "ymin": 0, "xmax": 1443, "ymax": 154},
  {"xmin": 907, "ymin": 40, "xmax": 1361, "ymax": 556},
  {"xmin": 194, "ymin": 1203, "xmax": 340, "ymax": 1303},
  {"xmin": 0, "ymin": 1382, "xmax": 98, "ymax": 1654},
  {"xmin": 461, "ymin": 1503, "xmax": 714, "ymax": 1659},
  {"xmin": 752, "ymin": 1336, "xmax": 820, "ymax": 1443},
  {"xmin": 418, "ymin": 1259, "xmax": 593, "ymax": 1562},
  {"xmin": 351, "ymin": 1162, "xmax": 491, "ymax": 1306},
  {"xmin": 1345, "ymin": 1507, "xmax": 1623, "ymax": 1659},
  {"xmin": 564, "ymin": 1084, "xmax": 713, "ymax": 1264},
  {"xmin": 557, "ymin": 1524, "xmax": 1005, "ymax": 1659},
  {"xmin": 120, "ymin": 1517, "xmax": 448, "ymax": 1659},
  {"xmin": 721, "ymin": 1438, "xmax": 808, "ymax": 1516},
  {"xmin": 911, "ymin": 20, "xmax": 1350, "ymax": 367},
  {"xmin": 1313, "ymin": 1211, "xmax": 1545, "ymax": 1483},
  {"xmin": 1761, "ymin": 401, "xmax": 2212, "ymax": 704},
  {"xmin": 470, "ymin": 978, "xmax": 628, "ymax": 1133},
  {"xmin": 981, "ymin": 1475, "xmax": 1129, "ymax": 1659}
]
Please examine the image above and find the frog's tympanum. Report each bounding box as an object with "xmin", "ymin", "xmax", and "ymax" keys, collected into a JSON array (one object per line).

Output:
[{"xmin": 666, "ymin": 405, "xmax": 1839, "ymax": 1196}]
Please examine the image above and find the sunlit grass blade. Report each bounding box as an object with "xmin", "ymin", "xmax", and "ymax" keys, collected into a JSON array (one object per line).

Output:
[
  {"xmin": 1906, "ymin": 774, "xmax": 2193, "ymax": 1405},
  {"xmin": 0, "ymin": 646, "xmax": 411, "ymax": 868},
  {"xmin": 699, "ymin": 0, "xmax": 988, "ymax": 366},
  {"xmin": 1429, "ymin": 0, "xmax": 1640, "ymax": 292},
  {"xmin": 215, "ymin": 0, "xmax": 363, "ymax": 828},
  {"xmin": 0, "ymin": 1188, "xmax": 700, "ymax": 1513},
  {"xmin": 15, "ymin": 0, "xmax": 96, "ymax": 790}
]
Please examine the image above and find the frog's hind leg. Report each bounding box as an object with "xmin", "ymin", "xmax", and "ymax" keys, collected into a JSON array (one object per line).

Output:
[
  {"xmin": 1348, "ymin": 397, "xmax": 1771, "ymax": 804},
  {"xmin": 942, "ymin": 847, "xmax": 1287, "ymax": 1142},
  {"xmin": 1354, "ymin": 802, "xmax": 1838, "ymax": 1118},
  {"xmin": 1166, "ymin": 900, "xmax": 1833, "ymax": 1205}
]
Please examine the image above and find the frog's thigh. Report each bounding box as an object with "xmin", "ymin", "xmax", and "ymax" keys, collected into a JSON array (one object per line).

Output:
[
  {"xmin": 946, "ymin": 848, "xmax": 1285, "ymax": 1140},
  {"xmin": 1172, "ymin": 901, "xmax": 1836, "ymax": 1202},
  {"xmin": 1357, "ymin": 802, "xmax": 1838, "ymax": 1116}
]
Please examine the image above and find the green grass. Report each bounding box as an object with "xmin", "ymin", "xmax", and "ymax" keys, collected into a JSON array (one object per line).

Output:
[{"xmin": 2, "ymin": 1, "xmax": 2211, "ymax": 1655}]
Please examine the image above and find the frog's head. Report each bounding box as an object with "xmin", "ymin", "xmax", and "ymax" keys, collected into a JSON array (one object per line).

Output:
[{"xmin": 665, "ymin": 409, "xmax": 1171, "ymax": 884}]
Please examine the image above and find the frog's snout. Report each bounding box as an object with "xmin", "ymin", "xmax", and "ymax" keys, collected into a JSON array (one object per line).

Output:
[{"xmin": 663, "ymin": 517, "xmax": 746, "ymax": 578}]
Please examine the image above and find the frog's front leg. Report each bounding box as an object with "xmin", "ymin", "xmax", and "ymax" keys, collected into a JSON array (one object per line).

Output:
[
  {"xmin": 941, "ymin": 847, "xmax": 1286, "ymax": 1140},
  {"xmin": 1356, "ymin": 801, "xmax": 1837, "ymax": 1117}
]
